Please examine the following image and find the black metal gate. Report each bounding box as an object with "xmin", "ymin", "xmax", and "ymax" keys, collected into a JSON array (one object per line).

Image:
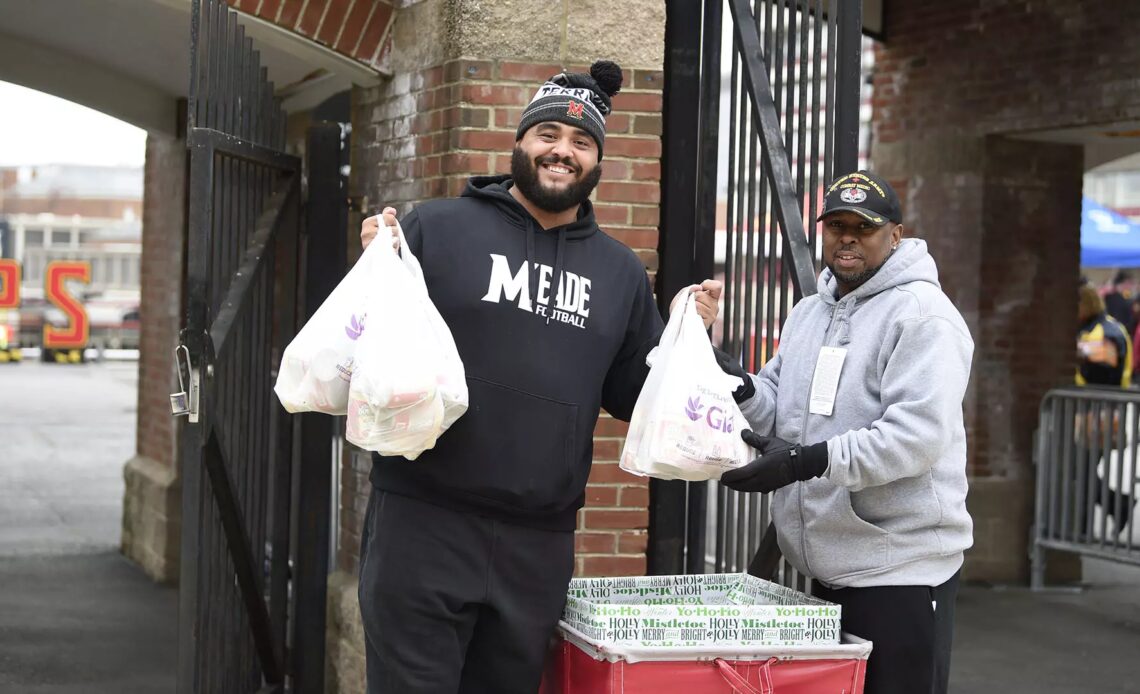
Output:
[
  {"xmin": 653, "ymin": 0, "xmax": 863, "ymax": 586},
  {"xmin": 176, "ymin": 1, "xmax": 341, "ymax": 691}
]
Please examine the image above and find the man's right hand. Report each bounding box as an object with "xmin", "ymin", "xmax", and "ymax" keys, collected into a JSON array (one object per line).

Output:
[
  {"xmin": 713, "ymin": 346, "xmax": 756, "ymax": 403},
  {"xmin": 360, "ymin": 206, "xmax": 400, "ymax": 251}
]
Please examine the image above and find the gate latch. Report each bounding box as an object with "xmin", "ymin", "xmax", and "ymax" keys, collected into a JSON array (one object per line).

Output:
[{"xmin": 171, "ymin": 344, "xmax": 200, "ymax": 423}]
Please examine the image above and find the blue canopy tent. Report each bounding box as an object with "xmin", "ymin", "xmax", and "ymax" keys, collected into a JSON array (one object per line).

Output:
[{"xmin": 1082, "ymin": 197, "xmax": 1140, "ymax": 268}]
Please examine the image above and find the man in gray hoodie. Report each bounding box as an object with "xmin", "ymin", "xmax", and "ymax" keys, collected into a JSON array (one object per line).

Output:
[{"xmin": 714, "ymin": 170, "xmax": 974, "ymax": 694}]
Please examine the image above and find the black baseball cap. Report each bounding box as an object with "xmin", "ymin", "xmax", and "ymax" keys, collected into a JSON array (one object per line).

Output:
[{"xmin": 818, "ymin": 170, "xmax": 902, "ymax": 226}]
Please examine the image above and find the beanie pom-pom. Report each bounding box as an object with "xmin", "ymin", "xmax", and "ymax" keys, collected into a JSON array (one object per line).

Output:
[{"xmin": 590, "ymin": 60, "xmax": 623, "ymax": 97}]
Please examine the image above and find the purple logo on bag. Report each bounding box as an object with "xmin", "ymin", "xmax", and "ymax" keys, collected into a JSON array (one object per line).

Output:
[
  {"xmin": 685, "ymin": 393, "xmax": 734, "ymax": 432},
  {"xmin": 345, "ymin": 314, "xmax": 366, "ymax": 341}
]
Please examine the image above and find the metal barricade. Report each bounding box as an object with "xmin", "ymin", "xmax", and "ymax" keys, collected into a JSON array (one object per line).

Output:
[{"xmin": 1031, "ymin": 386, "xmax": 1140, "ymax": 590}]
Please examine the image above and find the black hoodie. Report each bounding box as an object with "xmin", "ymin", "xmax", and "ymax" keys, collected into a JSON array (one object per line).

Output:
[{"xmin": 369, "ymin": 176, "xmax": 664, "ymax": 531}]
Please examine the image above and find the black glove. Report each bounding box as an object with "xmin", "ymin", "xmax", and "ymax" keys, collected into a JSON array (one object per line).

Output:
[
  {"xmin": 712, "ymin": 347, "xmax": 756, "ymax": 403},
  {"xmin": 720, "ymin": 431, "xmax": 829, "ymax": 493}
]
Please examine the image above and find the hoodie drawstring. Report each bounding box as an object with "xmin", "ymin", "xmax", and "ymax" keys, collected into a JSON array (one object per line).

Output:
[
  {"xmin": 835, "ymin": 298, "xmax": 853, "ymax": 345},
  {"xmin": 548, "ymin": 229, "xmax": 567, "ymax": 326}
]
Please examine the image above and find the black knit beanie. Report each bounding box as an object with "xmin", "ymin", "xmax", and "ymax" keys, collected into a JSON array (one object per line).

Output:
[{"xmin": 515, "ymin": 60, "xmax": 623, "ymax": 159}]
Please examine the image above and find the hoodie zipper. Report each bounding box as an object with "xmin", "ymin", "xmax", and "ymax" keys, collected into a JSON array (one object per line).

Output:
[{"xmin": 796, "ymin": 300, "xmax": 843, "ymax": 578}]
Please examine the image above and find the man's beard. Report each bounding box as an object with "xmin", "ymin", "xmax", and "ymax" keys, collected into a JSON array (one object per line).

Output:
[
  {"xmin": 510, "ymin": 146, "xmax": 602, "ymax": 213},
  {"xmin": 826, "ymin": 255, "xmax": 889, "ymax": 289}
]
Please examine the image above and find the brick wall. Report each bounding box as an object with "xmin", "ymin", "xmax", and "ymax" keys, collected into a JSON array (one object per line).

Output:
[
  {"xmin": 339, "ymin": 58, "xmax": 664, "ymax": 577},
  {"xmin": 137, "ymin": 134, "xmax": 186, "ymax": 466},
  {"xmin": 225, "ymin": 0, "xmax": 395, "ymax": 70},
  {"xmin": 873, "ymin": 2, "xmax": 1140, "ymax": 144},
  {"xmin": 872, "ymin": 0, "xmax": 1140, "ymax": 480},
  {"xmin": 870, "ymin": 0, "xmax": 1140, "ymax": 580}
]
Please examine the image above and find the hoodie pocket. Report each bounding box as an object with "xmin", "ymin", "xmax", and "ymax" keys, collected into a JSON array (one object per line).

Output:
[
  {"xmin": 442, "ymin": 376, "xmax": 578, "ymax": 511},
  {"xmin": 804, "ymin": 486, "xmax": 890, "ymax": 582}
]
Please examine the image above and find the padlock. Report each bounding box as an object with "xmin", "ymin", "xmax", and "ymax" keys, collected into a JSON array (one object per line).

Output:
[{"xmin": 171, "ymin": 345, "xmax": 193, "ymax": 417}]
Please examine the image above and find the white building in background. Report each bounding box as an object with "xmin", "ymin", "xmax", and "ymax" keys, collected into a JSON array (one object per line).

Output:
[
  {"xmin": 0, "ymin": 164, "xmax": 142, "ymax": 348},
  {"xmin": 0, "ymin": 164, "xmax": 142, "ymax": 296}
]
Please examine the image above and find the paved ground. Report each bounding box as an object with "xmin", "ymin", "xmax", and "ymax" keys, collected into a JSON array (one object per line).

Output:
[
  {"xmin": 2, "ymin": 361, "xmax": 1140, "ymax": 693},
  {"xmin": 952, "ymin": 560, "xmax": 1140, "ymax": 694},
  {"xmin": 0, "ymin": 361, "xmax": 176, "ymax": 694}
]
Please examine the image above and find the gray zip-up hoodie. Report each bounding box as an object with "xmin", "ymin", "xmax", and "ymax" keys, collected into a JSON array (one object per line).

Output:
[{"xmin": 739, "ymin": 238, "xmax": 974, "ymax": 587}]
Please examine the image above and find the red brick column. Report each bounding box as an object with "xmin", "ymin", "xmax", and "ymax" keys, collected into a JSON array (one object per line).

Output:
[
  {"xmin": 121, "ymin": 132, "xmax": 186, "ymax": 583},
  {"xmin": 342, "ymin": 59, "xmax": 664, "ymax": 577}
]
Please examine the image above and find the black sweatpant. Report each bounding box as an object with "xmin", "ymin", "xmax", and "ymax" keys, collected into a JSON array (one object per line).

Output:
[
  {"xmin": 813, "ymin": 571, "xmax": 960, "ymax": 694},
  {"xmin": 358, "ymin": 489, "xmax": 574, "ymax": 694}
]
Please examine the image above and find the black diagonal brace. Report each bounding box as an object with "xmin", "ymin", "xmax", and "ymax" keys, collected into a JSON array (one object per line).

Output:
[{"xmin": 203, "ymin": 424, "xmax": 283, "ymax": 684}]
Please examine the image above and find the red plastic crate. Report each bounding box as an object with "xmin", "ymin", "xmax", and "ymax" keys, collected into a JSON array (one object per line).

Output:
[{"xmin": 540, "ymin": 624, "xmax": 870, "ymax": 694}]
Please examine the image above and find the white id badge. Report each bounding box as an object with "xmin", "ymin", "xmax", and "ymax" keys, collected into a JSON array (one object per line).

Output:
[{"xmin": 809, "ymin": 346, "xmax": 847, "ymax": 416}]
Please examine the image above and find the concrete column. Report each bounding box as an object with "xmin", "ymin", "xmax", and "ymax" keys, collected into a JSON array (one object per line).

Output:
[
  {"xmin": 121, "ymin": 132, "xmax": 186, "ymax": 584},
  {"xmin": 874, "ymin": 134, "xmax": 1082, "ymax": 583}
]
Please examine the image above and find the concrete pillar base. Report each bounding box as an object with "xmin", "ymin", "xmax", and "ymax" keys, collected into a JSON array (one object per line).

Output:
[
  {"xmin": 326, "ymin": 570, "xmax": 366, "ymax": 694},
  {"xmin": 120, "ymin": 455, "xmax": 180, "ymax": 584}
]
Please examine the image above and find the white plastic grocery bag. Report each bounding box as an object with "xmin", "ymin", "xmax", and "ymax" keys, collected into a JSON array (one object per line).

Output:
[
  {"xmin": 345, "ymin": 223, "xmax": 467, "ymax": 459},
  {"xmin": 274, "ymin": 235, "xmax": 381, "ymax": 415},
  {"xmin": 619, "ymin": 290, "xmax": 752, "ymax": 481}
]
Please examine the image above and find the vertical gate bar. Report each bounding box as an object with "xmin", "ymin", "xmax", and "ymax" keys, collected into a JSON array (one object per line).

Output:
[
  {"xmin": 179, "ymin": 97, "xmax": 216, "ymax": 694},
  {"xmin": 715, "ymin": 484, "xmax": 727, "ymax": 572},
  {"xmin": 685, "ymin": 0, "xmax": 724, "ymax": 575},
  {"xmin": 795, "ymin": 1, "xmax": 809, "ymax": 205},
  {"xmin": 735, "ymin": 488, "xmax": 747, "ymax": 569},
  {"xmin": 807, "ymin": 0, "xmax": 822, "ymax": 253},
  {"xmin": 269, "ymin": 175, "xmax": 300, "ymax": 676},
  {"xmin": 772, "ymin": 0, "xmax": 786, "ymax": 152},
  {"xmin": 731, "ymin": 45, "xmax": 747, "ymax": 357},
  {"xmin": 258, "ymin": 235, "xmax": 274, "ymax": 603},
  {"xmin": 725, "ymin": 489, "xmax": 738, "ymax": 571},
  {"xmin": 759, "ymin": 0, "xmax": 776, "ymax": 372},
  {"xmin": 1080, "ymin": 401, "xmax": 1098, "ymax": 542},
  {"xmin": 722, "ymin": 34, "xmax": 739, "ymax": 352},
  {"xmin": 693, "ymin": 0, "xmax": 722, "ymax": 296},
  {"xmin": 1032, "ymin": 400, "xmax": 1050, "ymax": 589},
  {"xmin": 1098, "ymin": 403, "xmax": 1110, "ymax": 548},
  {"xmin": 651, "ymin": 0, "xmax": 706, "ymax": 576},
  {"xmin": 742, "ymin": 93, "xmax": 758, "ymax": 372},
  {"xmin": 1112, "ymin": 402, "xmax": 1125, "ymax": 548},
  {"xmin": 783, "ymin": 0, "xmax": 797, "ymax": 161},
  {"xmin": 822, "ymin": 0, "xmax": 837, "ymax": 188},
  {"xmin": 188, "ymin": 0, "xmax": 202, "ymax": 130},
  {"xmin": 1076, "ymin": 400, "xmax": 1089, "ymax": 542},
  {"xmin": 1087, "ymin": 403, "xmax": 1100, "ymax": 543},
  {"xmin": 293, "ymin": 123, "xmax": 344, "ymax": 692},
  {"xmin": 833, "ymin": 0, "xmax": 862, "ymax": 175},
  {"xmin": 1127, "ymin": 402, "xmax": 1138, "ymax": 550},
  {"xmin": 1047, "ymin": 395, "xmax": 1062, "ymax": 540},
  {"xmin": 206, "ymin": 0, "xmax": 220, "ymax": 131},
  {"xmin": 1061, "ymin": 398, "xmax": 1075, "ymax": 541}
]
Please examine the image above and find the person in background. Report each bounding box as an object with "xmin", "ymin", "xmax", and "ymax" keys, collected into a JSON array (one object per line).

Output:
[
  {"xmin": 1103, "ymin": 270, "xmax": 1136, "ymax": 336},
  {"xmin": 1076, "ymin": 282, "xmax": 1134, "ymax": 538},
  {"xmin": 1078, "ymin": 282, "xmax": 1132, "ymax": 388}
]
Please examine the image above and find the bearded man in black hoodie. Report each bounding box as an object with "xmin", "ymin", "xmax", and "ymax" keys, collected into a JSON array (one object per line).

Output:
[{"xmin": 357, "ymin": 61, "xmax": 721, "ymax": 693}]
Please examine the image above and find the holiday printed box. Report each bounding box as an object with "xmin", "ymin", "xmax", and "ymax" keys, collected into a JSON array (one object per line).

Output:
[{"xmin": 562, "ymin": 573, "xmax": 841, "ymax": 649}]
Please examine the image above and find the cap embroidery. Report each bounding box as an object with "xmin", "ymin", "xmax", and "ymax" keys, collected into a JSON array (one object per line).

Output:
[
  {"xmin": 566, "ymin": 100, "xmax": 585, "ymax": 119},
  {"xmin": 840, "ymin": 187, "xmax": 867, "ymax": 203}
]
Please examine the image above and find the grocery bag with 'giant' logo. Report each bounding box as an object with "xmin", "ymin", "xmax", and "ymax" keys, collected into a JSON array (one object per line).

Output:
[{"xmin": 619, "ymin": 289, "xmax": 752, "ymax": 481}]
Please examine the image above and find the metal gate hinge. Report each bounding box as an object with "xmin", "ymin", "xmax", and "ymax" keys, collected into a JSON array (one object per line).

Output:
[{"xmin": 171, "ymin": 344, "xmax": 200, "ymax": 423}]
